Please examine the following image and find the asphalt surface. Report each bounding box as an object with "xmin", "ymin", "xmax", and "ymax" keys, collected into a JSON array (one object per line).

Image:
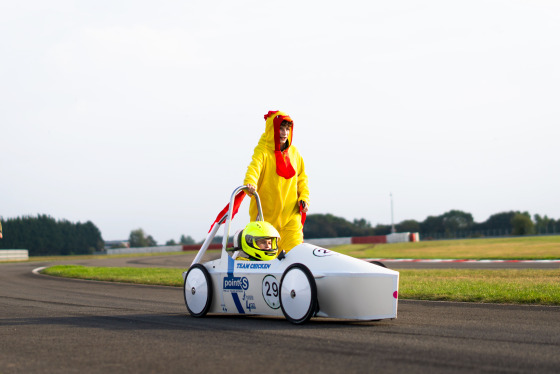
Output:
[{"xmin": 1, "ymin": 254, "xmax": 559, "ymax": 373}]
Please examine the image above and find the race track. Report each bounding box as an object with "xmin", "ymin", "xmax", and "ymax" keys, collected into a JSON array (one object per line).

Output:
[{"xmin": 1, "ymin": 254, "xmax": 559, "ymax": 373}]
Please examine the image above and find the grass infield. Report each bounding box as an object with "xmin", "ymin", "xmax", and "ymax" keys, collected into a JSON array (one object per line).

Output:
[
  {"xmin": 41, "ymin": 265, "xmax": 560, "ymax": 306},
  {"xmin": 331, "ymin": 235, "xmax": 560, "ymax": 260},
  {"xmin": 39, "ymin": 236, "xmax": 560, "ymax": 306}
]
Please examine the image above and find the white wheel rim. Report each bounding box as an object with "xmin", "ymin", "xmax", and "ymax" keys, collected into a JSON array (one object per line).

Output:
[
  {"xmin": 185, "ymin": 268, "xmax": 208, "ymax": 315},
  {"xmin": 281, "ymin": 268, "xmax": 312, "ymax": 321}
]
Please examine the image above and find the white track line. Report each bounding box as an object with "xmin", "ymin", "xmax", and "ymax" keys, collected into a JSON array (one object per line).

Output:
[{"xmin": 32, "ymin": 266, "xmax": 47, "ymax": 274}]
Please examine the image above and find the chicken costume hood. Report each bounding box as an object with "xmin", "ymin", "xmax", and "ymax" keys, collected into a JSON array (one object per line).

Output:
[{"xmin": 243, "ymin": 111, "xmax": 310, "ymax": 252}]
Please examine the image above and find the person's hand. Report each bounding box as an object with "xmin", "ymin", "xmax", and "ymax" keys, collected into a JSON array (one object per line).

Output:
[
  {"xmin": 245, "ymin": 184, "xmax": 256, "ymax": 196},
  {"xmin": 300, "ymin": 201, "xmax": 309, "ymax": 213}
]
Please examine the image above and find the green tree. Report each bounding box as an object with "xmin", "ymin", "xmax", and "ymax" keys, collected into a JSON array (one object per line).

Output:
[
  {"xmin": 210, "ymin": 235, "xmax": 233, "ymax": 245},
  {"xmin": 304, "ymin": 214, "xmax": 339, "ymax": 238},
  {"xmin": 0, "ymin": 215, "xmax": 103, "ymax": 255},
  {"xmin": 396, "ymin": 219, "xmax": 421, "ymax": 233},
  {"xmin": 550, "ymin": 219, "xmax": 558, "ymax": 233},
  {"xmin": 420, "ymin": 215, "xmax": 444, "ymax": 236},
  {"xmin": 129, "ymin": 228, "xmax": 150, "ymax": 247},
  {"xmin": 442, "ymin": 210, "xmax": 474, "ymax": 233},
  {"xmin": 373, "ymin": 223, "xmax": 392, "ymax": 235},
  {"xmin": 511, "ymin": 213, "xmax": 534, "ymax": 235},
  {"xmin": 180, "ymin": 235, "xmax": 196, "ymax": 245},
  {"xmin": 352, "ymin": 218, "xmax": 371, "ymax": 229},
  {"xmin": 480, "ymin": 211, "xmax": 517, "ymax": 231},
  {"xmin": 534, "ymin": 214, "xmax": 551, "ymax": 234},
  {"xmin": 146, "ymin": 235, "xmax": 157, "ymax": 247},
  {"xmin": 303, "ymin": 214, "xmax": 376, "ymax": 238}
]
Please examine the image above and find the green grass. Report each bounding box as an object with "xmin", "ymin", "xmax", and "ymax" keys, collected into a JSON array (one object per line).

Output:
[
  {"xmin": 332, "ymin": 236, "xmax": 560, "ymax": 260},
  {"xmin": 41, "ymin": 265, "xmax": 560, "ymax": 306},
  {"xmin": 37, "ymin": 236, "xmax": 560, "ymax": 306},
  {"xmin": 399, "ymin": 269, "xmax": 560, "ymax": 305},
  {"xmin": 42, "ymin": 265, "xmax": 183, "ymax": 287},
  {"xmin": 27, "ymin": 250, "xmax": 197, "ymax": 262}
]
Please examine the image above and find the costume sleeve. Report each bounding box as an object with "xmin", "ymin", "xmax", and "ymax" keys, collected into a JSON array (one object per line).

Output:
[
  {"xmin": 296, "ymin": 150, "xmax": 310, "ymax": 204},
  {"xmin": 243, "ymin": 146, "xmax": 265, "ymax": 187}
]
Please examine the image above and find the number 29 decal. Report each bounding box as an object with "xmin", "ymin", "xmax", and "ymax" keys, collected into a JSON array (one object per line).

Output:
[{"xmin": 262, "ymin": 275, "xmax": 280, "ymax": 309}]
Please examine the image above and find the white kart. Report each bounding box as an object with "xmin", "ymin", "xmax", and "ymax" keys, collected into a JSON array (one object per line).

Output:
[{"xmin": 183, "ymin": 186, "xmax": 399, "ymax": 324}]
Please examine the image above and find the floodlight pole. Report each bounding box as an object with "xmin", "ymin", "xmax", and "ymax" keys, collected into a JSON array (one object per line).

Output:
[{"xmin": 390, "ymin": 193, "xmax": 396, "ymax": 233}]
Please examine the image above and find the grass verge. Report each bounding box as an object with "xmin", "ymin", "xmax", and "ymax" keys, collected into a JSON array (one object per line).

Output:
[
  {"xmin": 42, "ymin": 265, "xmax": 182, "ymax": 287},
  {"xmin": 400, "ymin": 269, "xmax": 560, "ymax": 305},
  {"xmin": 41, "ymin": 265, "xmax": 560, "ymax": 306},
  {"xmin": 331, "ymin": 236, "xmax": 560, "ymax": 260}
]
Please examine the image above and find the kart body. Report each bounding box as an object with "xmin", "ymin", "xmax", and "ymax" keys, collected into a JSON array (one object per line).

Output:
[{"xmin": 183, "ymin": 186, "xmax": 399, "ymax": 323}]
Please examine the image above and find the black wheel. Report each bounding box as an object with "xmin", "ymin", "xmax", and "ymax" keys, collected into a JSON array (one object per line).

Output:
[
  {"xmin": 183, "ymin": 264, "xmax": 213, "ymax": 317},
  {"xmin": 279, "ymin": 263, "xmax": 317, "ymax": 324}
]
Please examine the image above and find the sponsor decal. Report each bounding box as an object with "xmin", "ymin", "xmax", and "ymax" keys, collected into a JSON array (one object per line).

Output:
[
  {"xmin": 223, "ymin": 276, "xmax": 249, "ymax": 291},
  {"xmin": 262, "ymin": 275, "xmax": 280, "ymax": 309},
  {"xmin": 231, "ymin": 292, "xmax": 244, "ymax": 313},
  {"xmin": 313, "ymin": 248, "xmax": 335, "ymax": 257},
  {"xmin": 236, "ymin": 262, "xmax": 271, "ymax": 270},
  {"xmin": 243, "ymin": 293, "xmax": 256, "ymax": 311}
]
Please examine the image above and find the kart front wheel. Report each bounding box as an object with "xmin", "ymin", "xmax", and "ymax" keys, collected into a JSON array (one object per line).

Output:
[
  {"xmin": 280, "ymin": 263, "xmax": 317, "ymax": 324},
  {"xmin": 184, "ymin": 264, "xmax": 213, "ymax": 317}
]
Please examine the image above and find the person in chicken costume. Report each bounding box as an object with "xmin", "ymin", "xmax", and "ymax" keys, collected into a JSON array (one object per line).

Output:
[{"xmin": 244, "ymin": 110, "xmax": 310, "ymax": 253}]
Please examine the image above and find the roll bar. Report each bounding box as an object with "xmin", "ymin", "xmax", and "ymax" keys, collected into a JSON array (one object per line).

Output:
[{"xmin": 191, "ymin": 186, "xmax": 263, "ymax": 266}]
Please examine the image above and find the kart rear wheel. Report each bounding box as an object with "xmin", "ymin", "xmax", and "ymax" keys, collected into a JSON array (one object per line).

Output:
[
  {"xmin": 184, "ymin": 264, "xmax": 213, "ymax": 317},
  {"xmin": 280, "ymin": 263, "xmax": 317, "ymax": 324}
]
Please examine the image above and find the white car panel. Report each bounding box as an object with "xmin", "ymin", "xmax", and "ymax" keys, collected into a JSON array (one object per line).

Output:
[{"xmin": 182, "ymin": 186, "xmax": 399, "ymax": 323}]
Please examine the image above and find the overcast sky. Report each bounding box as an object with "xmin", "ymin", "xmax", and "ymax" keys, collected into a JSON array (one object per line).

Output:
[{"xmin": 2, "ymin": 0, "xmax": 559, "ymax": 244}]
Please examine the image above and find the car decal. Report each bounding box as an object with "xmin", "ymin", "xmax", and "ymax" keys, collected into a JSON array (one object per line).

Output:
[
  {"xmin": 231, "ymin": 292, "xmax": 245, "ymax": 314},
  {"xmin": 262, "ymin": 275, "xmax": 280, "ymax": 309},
  {"xmin": 236, "ymin": 262, "xmax": 271, "ymax": 269},
  {"xmin": 313, "ymin": 248, "xmax": 335, "ymax": 257},
  {"xmin": 227, "ymin": 255, "xmax": 234, "ymax": 276},
  {"xmin": 228, "ymin": 256, "xmax": 245, "ymax": 314}
]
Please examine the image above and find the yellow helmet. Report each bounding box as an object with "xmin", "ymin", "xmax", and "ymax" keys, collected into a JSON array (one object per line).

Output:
[{"xmin": 234, "ymin": 221, "xmax": 280, "ymax": 261}]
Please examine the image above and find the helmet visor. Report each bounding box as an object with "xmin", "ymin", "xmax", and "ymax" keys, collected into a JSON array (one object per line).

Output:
[{"xmin": 253, "ymin": 236, "xmax": 278, "ymax": 253}]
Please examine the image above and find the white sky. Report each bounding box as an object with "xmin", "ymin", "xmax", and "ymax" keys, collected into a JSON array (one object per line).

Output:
[{"xmin": 1, "ymin": 0, "xmax": 559, "ymax": 244}]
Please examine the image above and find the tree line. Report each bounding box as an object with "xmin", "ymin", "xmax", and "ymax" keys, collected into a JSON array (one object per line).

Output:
[
  {"xmin": 126, "ymin": 210, "xmax": 560, "ymax": 247},
  {"xmin": 124, "ymin": 228, "xmax": 196, "ymax": 248},
  {"xmin": 303, "ymin": 210, "xmax": 560, "ymax": 239},
  {"xmin": 2, "ymin": 209, "xmax": 557, "ymax": 256},
  {"xmin": 0, "ymin": 215, "xmax": 103, "ymax": 256}
]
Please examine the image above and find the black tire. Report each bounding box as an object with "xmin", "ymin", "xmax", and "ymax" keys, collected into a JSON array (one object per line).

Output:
[
  {"xmin": 279, "ymin": 263, "xmax": 317, "ymax": 324},
  {"xmin": 183, "ymin": 264, "xmax": 213, "ymax": 317}
]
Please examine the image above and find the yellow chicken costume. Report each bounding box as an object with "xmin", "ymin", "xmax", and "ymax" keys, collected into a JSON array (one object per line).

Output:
[{"xmin": 243, "ymin": 111, "xmax": 310, "ymax": 252}]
